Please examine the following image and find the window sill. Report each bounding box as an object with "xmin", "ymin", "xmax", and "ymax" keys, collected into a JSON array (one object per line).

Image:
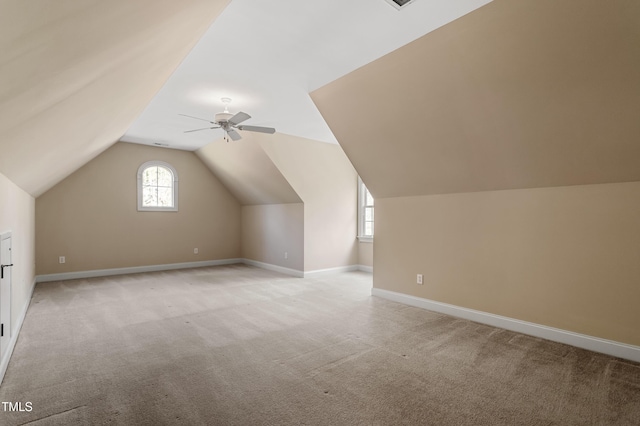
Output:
[
  {"xmin": 137, "ymin": 207, "xmax": 178, "ymax": 212},
  {"xmin": 357, "ymin": 236, "xmax": 373, "ymax": 243}
]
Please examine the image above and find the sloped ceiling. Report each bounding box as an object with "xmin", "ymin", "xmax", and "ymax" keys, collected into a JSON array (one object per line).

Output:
[
  {"xmin": 0, "ymin": 0, "xmax": 229, "ymax": 197},
  {"xmin": 258, "ymin": 133, "xmax": 357, "ymax": 205},
  {"xmin": 311, "ymin": 0, "xmax": 640, "ymax": 198},
  {"xmin": 121, "ymin": 0, "xmax": 491, "ymax": 150},
  {"xmin": 196, "ymin": 134, "xmax": 301, "ymax": 205},
  {"xmin": 195, "ymin": 131, "xmax": 359, "ymax": 207}
]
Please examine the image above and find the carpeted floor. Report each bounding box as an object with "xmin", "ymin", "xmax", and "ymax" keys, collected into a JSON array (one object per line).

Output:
[{"xmin": 0, "ymin": 264, "xmax": 639, "ymax": 425}]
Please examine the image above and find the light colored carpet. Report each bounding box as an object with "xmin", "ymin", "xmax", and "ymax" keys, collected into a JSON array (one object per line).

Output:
[{"xmin": 0, "ymin": 264, "xmax": 639, "ymax": 425}]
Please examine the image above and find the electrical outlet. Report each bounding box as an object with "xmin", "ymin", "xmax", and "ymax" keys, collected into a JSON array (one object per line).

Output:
[
  {"xmin": 194, "ymin": 248, "xmax": 198, "ymax": 254},
  {"xmin": 59, "ymin": 256, "xmax": 66, "ymax": 264},
  {"xmin": 417, "ymin": 274, "xmax": 423, "ymax": 285},
  {"xmin": 284, "ymin": 252, "xmax": 288, "ymax": 259}
]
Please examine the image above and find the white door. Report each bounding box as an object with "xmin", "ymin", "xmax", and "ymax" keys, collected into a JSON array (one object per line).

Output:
[{"xmin": 0, "ymin": 233, "xmax": 11, "ymax": 360}]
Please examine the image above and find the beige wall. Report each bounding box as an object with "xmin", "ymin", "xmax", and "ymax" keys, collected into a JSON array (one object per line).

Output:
[
  {"xmin": 241, "ymin": 204, "xmax": 304, "ymax": 271},
  {"xmin": 198, "ymin": 132, "xmax": 360, "ymax": 272},
  {"xmin": 374, "ymin": 182, "xmax": 640, "ymax": 346},
  {"xmin": 258, "ymin": 133, "xmax": 358, "ymax": 271},
  {"xmin": 0, "ymin": 172, "xmax": 35, "ymax": 330},
  {"xmin": 311, "ymin": 0, "xmax": 640, "ymax": 348},
  {"xmin": 358, "ymin": 241, "xmax": 373, "ymax": 268},
  {"xmin": 36, "ymin": 142, "xmax": 240, "ymax": 275}
]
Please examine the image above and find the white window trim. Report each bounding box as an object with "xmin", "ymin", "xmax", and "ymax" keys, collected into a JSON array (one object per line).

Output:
[
  {"xmin": 357, "ymin": 176, "xmax": 373, "ymax": 243},
  {"xmin": 137, "ymin": 161, "xmax": 179, "ymax": 212}
]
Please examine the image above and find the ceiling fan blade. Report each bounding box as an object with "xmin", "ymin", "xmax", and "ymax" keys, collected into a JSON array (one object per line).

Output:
[
  {"xmin": 226, "ymin": 129, "xmax": 242, "ymax": 141},
  {"xmin": 228, "ymin": 111, "xmax": 251, "ymax": 125},
  {"xmin": 238, "ymin": 125, "xmax": 276, "ymax": 134},
  {"xmin": 184, "ymin": 126, "xmax": 220, "ymax": 133},
  {"xmin": 179, "ymin": 113, "xmax": 214, "ymax": 123}
]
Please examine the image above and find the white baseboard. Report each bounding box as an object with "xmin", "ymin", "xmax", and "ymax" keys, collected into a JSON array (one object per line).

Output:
[
  {"xmin": 242, "ymin": 259, "xmax": 304, "ymax": 278},
  {"xmin": 36, "ymin": 259, "xmax": 370, "ymax": 283},
  {"xmin": 304, "ymin": 265, "xmax": 360, "ymax": 277},
  {"xmin": 0, "ymin": 277, "xmax": 36, "ymax": 386},
  {"xmin": 242, "ymin": 261, "xmax": 369, "ymax": 278},
  {"xmin": 358, "ymin": 265, "xmax": 373, "ymax": 273},
  {"xmin": 240, "ymin": 260, "xmax": 370, "ymax": 278},
  {"xmin": 372, "ymin": 288, "xmax": 640, "ymax": 363},
  {"xmin": 35, "ymin": 259, "xmax": 244, "ymax": 283}
]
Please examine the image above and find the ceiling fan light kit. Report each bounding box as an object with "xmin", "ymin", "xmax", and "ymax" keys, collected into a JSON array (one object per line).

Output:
[
  {"xmin": 181, "ymin": 98, "xmax": 275, "ymax": 142},
  {"xmin": 215, "ymin": 112, "xmax": 234, "ymax": 122}
]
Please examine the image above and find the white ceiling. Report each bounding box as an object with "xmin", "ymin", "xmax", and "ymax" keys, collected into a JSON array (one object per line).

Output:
[{"xmin": 121, "ymin": 0, "xmax": 492, "ymax": 151}]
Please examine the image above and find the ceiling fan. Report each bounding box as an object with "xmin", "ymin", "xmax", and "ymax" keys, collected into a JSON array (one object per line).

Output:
[{"xmin": 180, "ymin": 98, "xmax": 276, "ymax": 142}]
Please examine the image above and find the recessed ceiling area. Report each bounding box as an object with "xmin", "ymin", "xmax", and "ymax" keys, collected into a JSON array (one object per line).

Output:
[{"xmin": 121, "ymin": 0, "xmax": 492, "ymax": 151}]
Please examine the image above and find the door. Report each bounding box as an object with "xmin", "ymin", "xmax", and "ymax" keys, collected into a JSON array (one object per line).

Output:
[{"xmin": 0, "ymin": 232, "xmax": 11, "ymax": 360}]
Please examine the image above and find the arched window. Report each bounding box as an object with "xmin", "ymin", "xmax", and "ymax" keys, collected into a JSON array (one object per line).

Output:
[{"xmin": 137, "ymin": 161, "xmax": 178, "ymax": 211}]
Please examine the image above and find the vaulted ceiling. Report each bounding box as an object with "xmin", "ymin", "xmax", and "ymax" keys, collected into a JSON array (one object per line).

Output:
[
  {"xmin": 2, "ymin": 0, "xmax": 638, "ymax": 202},
  {"xmin": 0, "ymin": 0, "xmax": 229, "ymax": 196},
  {"xmin": 0, "ymin": 0, "xmax": 490, "ymax": 198},
  {"xmin": 120, "ymin": 0, "xmax": 491, "ymax": 150}
]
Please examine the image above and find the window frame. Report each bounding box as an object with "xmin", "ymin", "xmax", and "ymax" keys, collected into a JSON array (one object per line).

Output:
[
  {"xmin": 137, "ymin": 161, "xmax": 179, "ymax": 212},
  {"xmin": 357, "ymin": 177, "xmax": 374, "ymax": 242}
]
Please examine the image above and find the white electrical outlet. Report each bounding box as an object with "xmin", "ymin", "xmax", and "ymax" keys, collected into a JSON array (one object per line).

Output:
[
  {"xmin": 194, "ymin": 248, "xmax": 198, "ymax": 254},
  {"xmin": 284, "ymin": 252, "xmax": 288, "ymax": 259},
  {"xmin": 417, "ymin": 274, "xmax": 423, "ymax": 285},
  {"xmin": 59, "ymin": 256, "xmax": 66, "ymax": 264}
]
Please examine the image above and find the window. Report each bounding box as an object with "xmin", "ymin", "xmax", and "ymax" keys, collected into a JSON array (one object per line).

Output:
[
  {"xmin": 358, "ymin": 177, "xmax": 374, "ymax": 241},
  {"xmin": 137, "ymin": 161, "xmax": 178, "ymax": 211}
]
